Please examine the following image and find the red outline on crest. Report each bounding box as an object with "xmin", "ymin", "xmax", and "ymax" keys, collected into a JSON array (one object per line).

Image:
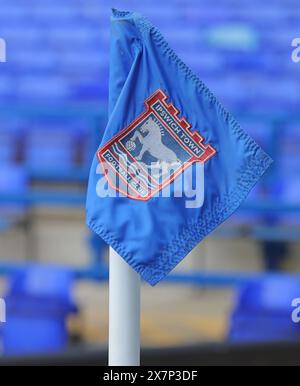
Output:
[{"xmin": 97, "ymin": 89, "xmax": 217, "ymax": 201}]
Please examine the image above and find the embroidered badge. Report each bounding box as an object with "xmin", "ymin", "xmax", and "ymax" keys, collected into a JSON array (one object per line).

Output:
[{"xmin": 97, "ymin": 89, "xmax": 216, "ymax": 200}]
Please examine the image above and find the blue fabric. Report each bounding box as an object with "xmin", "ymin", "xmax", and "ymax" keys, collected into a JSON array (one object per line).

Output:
[{"xmin": 86, "ymin": 9, "xmax": 273, "ymax": 286}]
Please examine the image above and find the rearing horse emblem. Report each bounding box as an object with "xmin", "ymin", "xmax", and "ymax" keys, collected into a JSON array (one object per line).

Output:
[
  {"xmin": 129, "ymin": 117, "xmax": 180, "ymax": 164},
  {"xmin": 98, "ymin": 89, "xmax": 216, "ymax": 201}
]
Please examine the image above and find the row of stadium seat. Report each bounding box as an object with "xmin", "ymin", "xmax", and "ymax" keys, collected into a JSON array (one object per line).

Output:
[
  {"xmin": 0, "ymin": 2, "xmax": 299, "ymax": 104},
  {"xmin": 0, "ymin": 0, "xmax": 298, "ymax": 218},
  {"xmin": 0, "ymin": 124, "xmax": 93, "ymax": 168},
  {"xmin": 0, "ymin": 118, "xmax": 298, "ymax": 172}
]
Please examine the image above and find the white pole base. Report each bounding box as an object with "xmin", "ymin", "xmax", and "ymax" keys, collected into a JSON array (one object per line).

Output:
[{"xmin": 109, "ymin": 247, "xmax": 141, "ymax": 366}]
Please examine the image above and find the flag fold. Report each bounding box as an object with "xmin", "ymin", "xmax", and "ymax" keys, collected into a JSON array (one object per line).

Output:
[{"xmin": 86, "ymin": 9, "xmax": 273, "ymax": 285}]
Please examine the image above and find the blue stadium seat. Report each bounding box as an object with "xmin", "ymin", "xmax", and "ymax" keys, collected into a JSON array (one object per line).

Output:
[
  {"xmin": 24, "ymin": 126, "xmax": 76, "ymax": 170},
  {"xmin": 0, "ymin": 130, "xmax": 17, "ymax": 164},
  {"xmin": 2, "ymin": 264, "xmax": 77, "ymax": 355},
  {"xmin": 0, "ymin": 164, "xmax": 28, "ymax": 218},
  {"xmin": 229, "ymin": 277, "xmax": 300, "ymax": 342},
  {"xmin": 0, "ymin": 165, "xmax": 28, "ymax": 193},
  {"xmin": 276, "ymin": 123, "xmax": 300, "ymax": 211}
]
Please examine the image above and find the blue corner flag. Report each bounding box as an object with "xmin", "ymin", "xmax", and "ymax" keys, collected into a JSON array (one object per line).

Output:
[{"xmin": 86, "ymin": 10, "xmax": 273, "ymax": 286}]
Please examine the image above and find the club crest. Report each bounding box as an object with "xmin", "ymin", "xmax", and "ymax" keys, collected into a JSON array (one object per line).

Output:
[{"xmin": 97, "ymin": 89, "xmax": 216, "ymax": 201}]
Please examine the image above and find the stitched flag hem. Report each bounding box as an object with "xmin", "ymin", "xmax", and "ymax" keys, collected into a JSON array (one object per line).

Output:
[
  {"xmin": 87, "ymin": 145, "xmax": 272, "ymax": 286},
  {"xmin": 86, "ymin": 9, "xmax": 273, "ymax": 286}
]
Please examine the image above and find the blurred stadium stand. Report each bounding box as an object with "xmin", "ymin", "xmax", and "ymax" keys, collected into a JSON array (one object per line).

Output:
[
  {"xmin": 0, "ymin": 0, "xmax": 300, "ymax": 358},
  {"xmin": 0, "ymin": 0, "xmax": 298, "ymax": 199}
]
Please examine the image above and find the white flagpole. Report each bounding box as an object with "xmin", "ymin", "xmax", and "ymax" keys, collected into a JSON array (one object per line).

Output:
[{"xmin": 109, "ymin": 247, "xmax": 141, "ymax": 366}]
